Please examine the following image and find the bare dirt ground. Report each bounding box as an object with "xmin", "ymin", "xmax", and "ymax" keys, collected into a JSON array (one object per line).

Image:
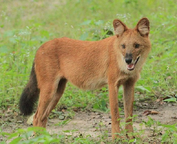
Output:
[
  {"xmin": 47, "ymin": 102, "xmax": 177, "ymax": 138},
  {"xmin": 1, "ymin": 101, "xmax": 177, "ymax": 142}
]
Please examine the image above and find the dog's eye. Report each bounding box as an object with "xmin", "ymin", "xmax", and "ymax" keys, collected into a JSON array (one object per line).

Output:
[
  {"xmin": 121, "ymin": 44, "xmax": 126, "ymax": 49},
  {"xmin": 134, "ymin": 43, "xmax": 140, "ymax": 48}
]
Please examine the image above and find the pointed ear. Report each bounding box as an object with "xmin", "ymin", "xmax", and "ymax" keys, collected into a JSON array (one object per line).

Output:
[
  {"xmin": 136, "ymin": 18, "xmax": 150, "ymax": 36},
  {"xmin": 113, "ymin": 19, "xmax": 128, "ymax": 37}
]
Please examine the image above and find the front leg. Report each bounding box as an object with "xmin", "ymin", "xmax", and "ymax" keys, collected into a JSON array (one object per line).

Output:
[
  {"xmin": 123, "ymin": 78, "xmax": 136, "ymax": 135},
  {"xmin": 108, "ymin": 83, "xmax": 120, "ymax": 139}
]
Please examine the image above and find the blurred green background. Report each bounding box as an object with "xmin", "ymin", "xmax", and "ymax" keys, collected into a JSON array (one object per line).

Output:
[{"xmin": 0, "ymin": 0, "xmax": 177, "ymax": 112}]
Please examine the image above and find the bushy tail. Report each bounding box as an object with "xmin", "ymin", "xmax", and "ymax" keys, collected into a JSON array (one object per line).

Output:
[{"xmin": 19, "ymin": 62, "xmax": 39, "ymax": 115}]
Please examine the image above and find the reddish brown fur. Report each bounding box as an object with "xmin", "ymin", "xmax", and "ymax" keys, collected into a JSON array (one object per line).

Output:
[{"xmin": 20, "ymin": 18, "xmax": 151, "ymax": 139}]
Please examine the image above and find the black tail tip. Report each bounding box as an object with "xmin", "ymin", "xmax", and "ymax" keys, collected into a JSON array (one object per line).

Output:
[
  {"xmin": 19, "ymin": 62, "xmax": 39, "ymax": 116},
  {"xmin": 19, "ymin": 88, "xmax": 36, "ymax": 116}
]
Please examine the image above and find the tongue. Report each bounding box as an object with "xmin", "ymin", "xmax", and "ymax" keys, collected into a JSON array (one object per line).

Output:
[{"xmin": 127, "ymin": 64, "xmax": 134, "ymax": 70}]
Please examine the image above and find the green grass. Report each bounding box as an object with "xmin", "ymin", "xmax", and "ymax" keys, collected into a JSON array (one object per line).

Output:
[{"xmin": 0, "ymin": 0, "xmax": 177, "ymax": 143}]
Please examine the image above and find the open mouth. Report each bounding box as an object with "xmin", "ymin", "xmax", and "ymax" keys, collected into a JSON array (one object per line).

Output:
[{"xmin": 127, "ymin": 56, "xmax": 140, "ymax": 71}]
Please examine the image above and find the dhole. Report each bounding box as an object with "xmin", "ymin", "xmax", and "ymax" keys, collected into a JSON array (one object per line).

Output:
[{"xmin": 19, "ymin": 18, "xmax": 151, "ymax": 139}]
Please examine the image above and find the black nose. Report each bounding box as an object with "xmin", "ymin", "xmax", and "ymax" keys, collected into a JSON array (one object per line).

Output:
[
  {"xmin": 125, "ymin": 58, "xmax": 132, "ymax": 64},
  {"xmin": 125, "ymin": 53, "xmax": 132, "ymax": 64}
]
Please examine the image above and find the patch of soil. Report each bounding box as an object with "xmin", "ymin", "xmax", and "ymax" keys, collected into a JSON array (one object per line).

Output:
[
  {"xmin": 48, "ymin": 111, "xmax": 112, "ymax": 137},
  {"xmin": 1, "ymin": 102, "xmax": 177, "ymax": 142}
]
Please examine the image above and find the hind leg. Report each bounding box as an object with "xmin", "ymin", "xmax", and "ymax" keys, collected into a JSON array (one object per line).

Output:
[
  {"xmin": 33, "ymin": 82, "xmax": 55, "ymax": 127},
  {"xmin": 33, "ymin": 78, "xmax": 67, "ymax": 127},
  {"xmin": 41, "ymin": 79, "xmax": 67, "ymax": 121}
]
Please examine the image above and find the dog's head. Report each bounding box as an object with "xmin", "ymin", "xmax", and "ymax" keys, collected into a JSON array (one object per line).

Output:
[{"xmin": 113, "ymin": 18, "xmax": 151, "ymax": 72}]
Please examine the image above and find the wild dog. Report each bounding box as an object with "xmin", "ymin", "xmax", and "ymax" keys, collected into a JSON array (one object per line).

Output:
[{"xmin": 19, "ymin": 18, "xmax": 151, "ymax": 139}]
